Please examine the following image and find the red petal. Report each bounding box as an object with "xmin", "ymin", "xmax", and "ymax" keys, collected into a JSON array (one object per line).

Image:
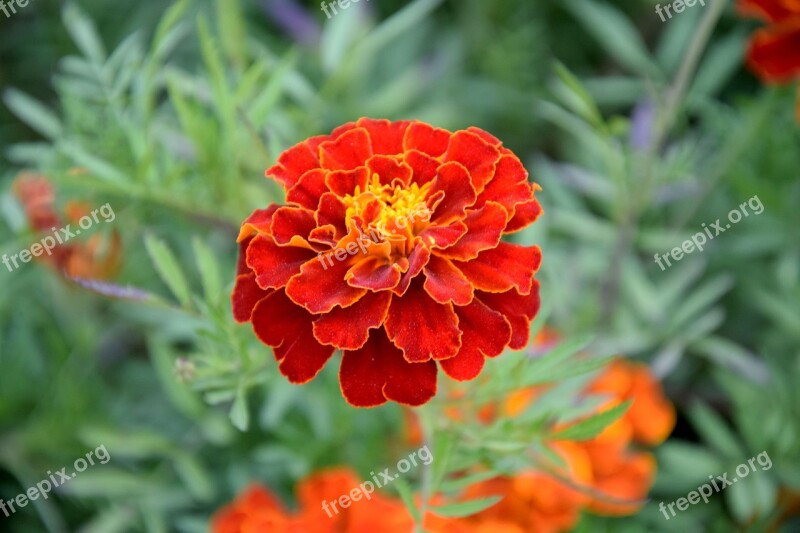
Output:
[
  {"xmin": 429, "ymin": 162, "xmax": 477, "ymax": 224},
  {"xmin": 478, "ymin": 282, "xmax": 541, "ymax": 350},
  {"xmin": 404, "ymin": 149, "xmax": 441, "ymax": 186},
  {"xmin": 403, "ymin": 122, "xmax": 451, "ymax": 157},
  {"xmin": 438, "ymin": 346, "xmax": 485, "ymax": 382},
  {"xmin": 285, "ymin": 252, "xmax": 367, "ymax": 313},
  {"xmin": 454, "ymin": 242, "xmax": 541, "ymax": 294},
  {"xmin": 356, "ymin": 118, "xmax": 411, "ymax": 154},
  {"xmin": 313, "ymin": 291, "xmax": 392, "ymax": 350},
  {"xmin": 251, "ymin": 291, "xmax": 335, "ymax": 383},
  {"xmin": 340, "ymin": 331, "xmax": 437, "ymax": 407},
  {"xmin": 266, "ymin": 139, "xmax": 321, "ymax": 190},
  {"xmin": 366, "ymin": 155, "xmax": 413, "ymax": 186},
  {"xmin": 747, "ymin": 19, "xmax": 800, "ymax": 82},
  {"xmin": 286, "ymin": 169, "xmax": 328, "ymax": 209},
  {"xmin": 340, "ymin": 337, "xmax": 386, "ymax": 407},
  {"xmin": 440, "ymin": 296, "xmax": 512, "ymax": 381},
  {"xmin": 237, "ymin": 205, "xmax": 280, "ymax": 242},
  {"xmin": 475, "ymin": 154, "xmax": 532, "ymax": 217},
  {"xmin": 316, "ymin": 192, "xmax": 348, "ymax": 240},
  {"xmin": 319, "ymin": 128, "xmax": 373, "ymax": 170},
  {"xmin": 236, "ymin": 237, "xmax": 253, "ymax": 276},
  {"xmin": 420, "ymin": 221, "xmax": 468, "ymax": 250},
  {"xmin": 394, "ymin": 241, "xmax": 431, "ymax": 296},
  {"xmin": 246, "ymin": 234, "xmax": 316, "ymax": 289},
  {"xmin": 466, "ymin": 126, "xmax": 503, "ymax": 147},
  {"xmin": 346, "ymin": 255, "xmax": 403, "ymax": 291},
  {"xmin": 444, "ymin": 130, "xmax": 501, "ymax": 193},
  {"xmin": 505, "ymin": 193, "xmax": 543, "ymax": 233},
  {"xmin": 271, "ymin": 206, "xmax": 317, "ymax": 248},
  {"xmin": 438, "ymin": 202, "xmax": 507, "ymax": 260},
  {"xmin": 384, "ymin": 280, "xmax": 462, "ymax": 362},
  {"xmin": 737, "ymin": 0, "xmax": 798, "ymax": 22},
  {"xmin": 382, "ymin": 343, "xmax": 438, "ymax": 406},
  {"xmin": 423, "ymin": 255, "xmax": 473, "ymax": 305},
  {"xmin": 232, "ymin": 272, "xmax": 270, "ymax": 323},
  {"xmin": 325, "ymin": 166, "xmax": 370, "ymax": 197}
]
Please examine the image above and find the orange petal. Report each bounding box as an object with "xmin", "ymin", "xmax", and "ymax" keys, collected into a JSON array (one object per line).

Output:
[
  {"xmin": 478, "ymin": 283, "xmax": 541, "ymax": 350},
  {"xmin": 437, "ymin": 202, "xmax": 507, "ymax": 260},
  {"xmin": 429, "ymin": 161, "xmax": 477, "ymax": 224},
  {"xmin": 402, "ymin": 121, "xmax": 451, "ymax": 157},
  {"xmin": 746, "ymin": 18, "xmax": 800, "ymax": 82}
]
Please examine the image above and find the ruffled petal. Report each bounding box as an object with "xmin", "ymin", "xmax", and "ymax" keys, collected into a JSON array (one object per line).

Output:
[
  {"xmin": 285, "ymin": 252, "xmax": 367, "ymax": 313},
  {"xmin": 384, "ymin": 280, "xmax": 462, "ymax": 362},
  {"xmin": 251, "ymin": 291, "xmax": 335, "ymax": 383},
  {"xmin": 232, "ymin": 272, "xmax": 271, "ymax": 323},
  {"xmin": 437, "ymin": 202, "xmax": 507, "ymax": 260},
  {"xmin": 423, "ymin": 254, "xmax": 474, "ymax": 305},
  {"xmin": 266, "ymin": 138, "xmax": 323, "ymax": 190},
  {"xmin": 429, "ymin": 161, "xmax": 477, "ymax": 224},
  {"xmin": 504, "ymin": 192, "xmax": 543, "ymax": 234},
  {"xmin": 237, "ymin": 205, "xmax": 280, "ymax": 242},
  {"xmin": 246, "ymin": 234, "xmax": 316, "ymax": 289},
  {"xmin": 394, "ymin": 240, "xmax": 431, "ymax": 296},
  {"xmin": 313, "ymin": 290, "xmax": 392, "ymax": 350},
  {"xmin": 357, "ymin": 118, "xmax": 412, "ymax": 155},
  {"xmin": 319, "ymin": 128, "xmax": 373, "ymax": 170},
  {"xmin": 475, "ymin": 154, "xmax": 532, "ymax": 218},
  {"xmin": 286, "ymin": 169, "xmax": 329, "ymax": 209},
  {"xmin": 403, "ymin": 122, "xmax": 451, "ymax": 157},
  {"xmin": 340, "ymin": 331, "xmax": 437, "ymax": 407},
  {"xmin": 325, "ymin": 166, "xmax": 370, "ymax": 197},
  {"xmin": 478, "ymin": 281, "xmax": 541, "ymax": 350},
  {"xmin": 346, "ymin": 255, "xmax": 403, "ymax": 291},
  {"xmin": 270, "ymin": 206, "xmax": 317, "ymax": 248},
  {"xmin": 454, "ymin": 242, "xmax": 541, "ymax": 295},
  {"xmin": 404, "ymin": 149, "xmax": 441, "ymax": 186},
  {"xmin": 444, "ymin": 130, "xmax": 501, "ymax": 193},
  {"xmin": 366, "ymin": 155, "xmax": 413, "ymax": 186}
]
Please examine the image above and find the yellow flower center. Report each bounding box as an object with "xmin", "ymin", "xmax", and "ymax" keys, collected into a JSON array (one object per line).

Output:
[{"xmin": 342, "ymin": 175, "xmax": 432, "ymax": 243}]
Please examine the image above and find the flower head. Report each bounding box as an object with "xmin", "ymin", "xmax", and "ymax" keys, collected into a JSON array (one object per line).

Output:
[{"xmin": 233, "ymin": 118, "xmax": 542, "ymax": 407}]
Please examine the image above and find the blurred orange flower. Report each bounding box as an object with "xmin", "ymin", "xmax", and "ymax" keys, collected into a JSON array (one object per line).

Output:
[{"xmin": 11, "ymin": 173, "xmax": 121, "ymax": 280}]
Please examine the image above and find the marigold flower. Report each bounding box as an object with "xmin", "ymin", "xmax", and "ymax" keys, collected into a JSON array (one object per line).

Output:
[
  {"xmin": 233, "ymin": 118, "xmax": 543, "ymax": 407},
  {"xmin": 11, "ymin": 173, "xmax": 122, "ymax": 280}
]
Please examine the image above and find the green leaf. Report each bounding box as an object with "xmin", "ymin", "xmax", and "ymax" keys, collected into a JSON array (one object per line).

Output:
[
  {"xmin": 563, "ymin": 0, "xmax": 660, "ymax": 79},
  {"xmin": 439, "ymin": 471, "xmax": 499, "ymax": 493},
  {"xmin": 393, "ymin": 478, "xmax": 421, "ymax": 523},
  {"xmin": 551, "ymin": 400, "xmax": 631, "ymax": 441},
  {"xmin": 3, "ymin": 89, "xmax": 63, "ymax": 139},
  {"xmin": 687, "ymin": 402, "xmax": 747, "ymax": 459},
  {"xmin": 192, "ymin": 238, "xmax": 222, "ymax": 306},
  {"xmin": 62, "ymin": 2, "xmax": 107, "ymax": 64},
  {"xmin": 144, "ymin": 234, "xmax": 193, "ymax": 307},
  {"xmin": 58, "ymin": 140, "xmax": 128, "ymax": 183},
  {"xmin": 230, "ymin": 385, "xmax": 249, "ymax": 431},
  {"xmin": 431, "ymin": 496, "xmax": 503, "ymax": 518}
]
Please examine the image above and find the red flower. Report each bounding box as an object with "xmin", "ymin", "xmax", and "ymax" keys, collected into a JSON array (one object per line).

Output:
[
  {"xmin": 233, "ymin": 118, "xmax": 542, "ymax": 407},
  {"xmin": 738, "ymin": 1, "xmax": 800, "ymax": 83}
]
